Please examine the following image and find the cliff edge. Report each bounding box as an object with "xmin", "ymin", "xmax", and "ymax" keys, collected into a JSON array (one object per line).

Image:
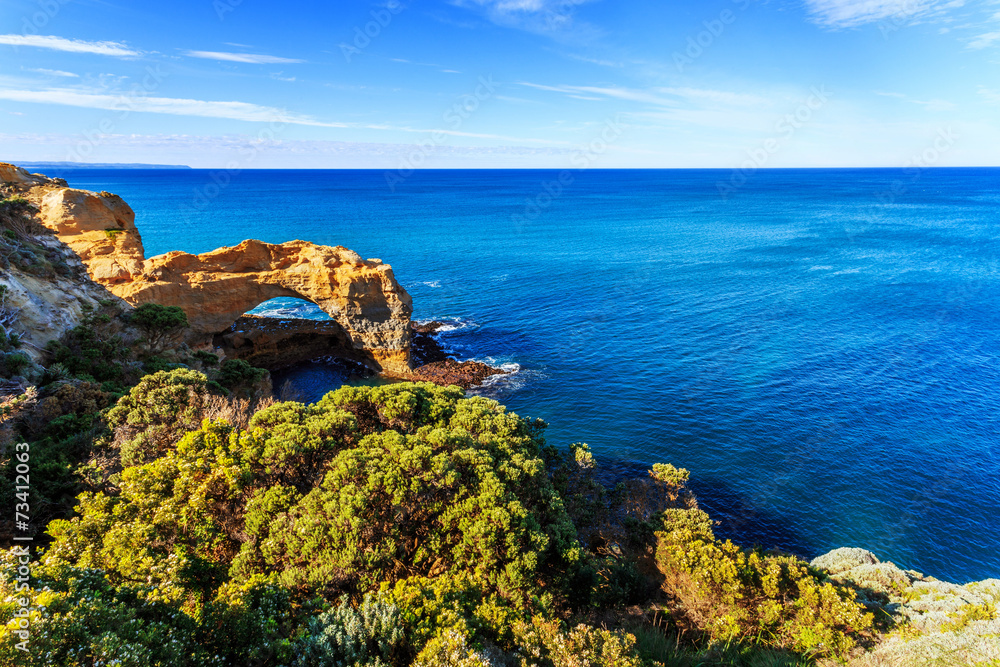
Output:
[{"xmin": 0, "ymin": 162, "xmax": 413, "ymax": 374}]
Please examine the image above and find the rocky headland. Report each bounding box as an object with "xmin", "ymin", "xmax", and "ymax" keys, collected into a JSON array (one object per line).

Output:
[
  {"xmin": 1, "ymin": 162, "xmax": 409, "ymax": 375},
  {"xmin": 0, "ymin": 162, "xmax": 507, "ymax": 387},
  {"xmin": 2, "ymin": 162, "xmax": 996, "ymax": 665}
]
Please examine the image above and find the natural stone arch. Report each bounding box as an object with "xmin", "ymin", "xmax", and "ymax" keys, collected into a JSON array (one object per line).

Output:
[
  {"xmin": 117, "ymin": 240, "xmax": 413, "ymax": 374},
  {"xmin": 6, "ymin": 162, "xmax": 414, "ymax": 375}
]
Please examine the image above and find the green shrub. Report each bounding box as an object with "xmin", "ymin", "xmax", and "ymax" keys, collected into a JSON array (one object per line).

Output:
[
  {"xmin": 105, "ymin": 368, "xmax": 217, "ymax": 466},
  {"xmin": 412, "ymin": 629, "xmax": 495, "ymax": 667},
  {"xmin": 0, "ymin": 550, "xmax": 302, "ymax": 667},
  {"xmin": 45, "ymin": 383, "xmax": 588, "ymax": 620},
  {"xmin": 46, "ymin": 310, "xmax": 132, "ymax": 384},
  {"xmin": 293, "ymin": 594, "xmax": 406, "ymax": 667},
  {"xmin": 216, "ymin": 358, "xmax": 268, "ymax": 395},
  {"xmin": 130, "ymin": 303, "xmax": 188, "ymax": 351},
  {"xmin": 1, "ymin": 350, "xmax": 31, "ymax": 377},
  {"xmin": 193, "ymin": 349, "xmax": 220, "ymax": 367},
  {"xmin": 512, "ymin": 616, "xmax": 645, "ymax": 667},
  {"xmin": 654, "ymin": 508, "xmax": 872, "ymax": 658}
]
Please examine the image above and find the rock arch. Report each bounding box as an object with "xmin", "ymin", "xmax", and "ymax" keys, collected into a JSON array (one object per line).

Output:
[
  {"xmin": 117, "ymin": 240, "xmax": 413, "ymax": 374},
  {"xmin": 5, "ymin": 163, "xmax": 413, "ymax": 375}
]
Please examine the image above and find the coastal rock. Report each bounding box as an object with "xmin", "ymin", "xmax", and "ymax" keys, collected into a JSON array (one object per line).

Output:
[
  {"xmin": 217, "ymin": 315, "xmax": 369, "ymax": 371},
  {"xmin": 0, "ymin": 186, "xmax": 128, "ymax": 362},
  {"xmin": 810, "ymin": 547, "xmax": 880, "ymax": 575},
  {"xmin": 115, "ymin": 240, "xmax": 412, "ymax": 374},
  {"xmin": 811, "ymin": 548, "xmax": 1000, "ymax": 666},
  {"xmin": 410, "ymin": 359, "xmax": 506, "ymax": 389},
  {"xmin": 3, "ymin": 162, "xmax": 413, "ymax": 375}
]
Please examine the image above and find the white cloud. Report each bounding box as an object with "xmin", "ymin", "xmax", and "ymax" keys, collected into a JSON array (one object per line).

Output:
[
  {"xmin": 910, "ymin": 98, "xmax": 957, "ymax": 111},
  {"xmin": 519, "ymin": 82, "xmax": 771, "ymax": 109},
  {"xmin": 0, "ymin": 87, "xmax": 566, "ymax": 144},
  {"xmin": 967, "ymin": 30, "xmax": 1000, "ymax": 48},
  {"xmin": 452, "ymin": 0, "xmax": 599, "ymax": 35},
  {"xmin": 0, "ymin": 35, "xmax": 138, "ymax": 57},
  {"xmin": 803, "ymin": 0, "xmax": 962, "ymax": 28},
  {"xmin": 0, "ymin": 87, "xmax": 328, "ymax": 125},
  {"xmin": 978, "ymin": 86, "xmax": 1000, "ymax": 104},
  {"xmin": 182, "ymin": 50, "xmax": 304, "ymax": 64},
  {"xmin": 24, "ymin": 67, "xmax": 80, "ymax": 78}
]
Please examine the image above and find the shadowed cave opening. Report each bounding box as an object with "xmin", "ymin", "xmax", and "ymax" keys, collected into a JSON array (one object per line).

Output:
[{"xmin": 213, "ymin": 298, "xmax": 378, "ymax": 400}]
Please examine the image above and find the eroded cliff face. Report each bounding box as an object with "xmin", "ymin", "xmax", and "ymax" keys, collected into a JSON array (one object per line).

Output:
[
  {"xmin": 2, "ymin": 162, "xmax": 413, "ymax": 374},
  {"xmin": 120, "ymin": 240, "xmax": 412, "ymax": 373}
]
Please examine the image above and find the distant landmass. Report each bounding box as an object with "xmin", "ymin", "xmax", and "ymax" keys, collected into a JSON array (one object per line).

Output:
[{"xmin": 17, "ymin": 161, "xmax": 193, "ymax": 170}]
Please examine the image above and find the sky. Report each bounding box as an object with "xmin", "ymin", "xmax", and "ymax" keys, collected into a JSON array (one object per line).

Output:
[{"xmin": 0, "ymin": 0, "xmax": 998, "ymax": 168}]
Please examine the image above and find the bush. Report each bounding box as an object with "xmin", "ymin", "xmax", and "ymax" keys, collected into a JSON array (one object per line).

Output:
[
  {"xmin": 105, "ymin": 368, "xmax": 217, "ymax": 466},
  {"xmin": 45, "ymin": 383, "xmax": 588, "ymax": 620},
  {"xmin": 654, "ymin": 508, "xmax": 872, "ymax": 658},
  {"xmin": 512, "ymin": 616, "xmax": 645, "ymax": 667},
  {"xmin": 216, "ymin": 358, "xmax": 268, "ymax": 396},
  {"xmin": 130, "ymin": 303, "xmax": 188, "ymax": 351},
  {"xmin": 46, "ymin": 310, "xmax": 133, "ymax": 384},
  {"xmin": 0, "ymin": 350, "xmax": 31, "ymax": 377},
  {"xmin": 293, "ymin": 594, "xmax": 406, "ymax": 667}
]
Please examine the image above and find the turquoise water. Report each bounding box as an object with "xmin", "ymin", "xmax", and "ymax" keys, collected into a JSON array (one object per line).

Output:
[{"xmin": 60, "ymin": 167, "xmax": 1000, "ymax": 583}]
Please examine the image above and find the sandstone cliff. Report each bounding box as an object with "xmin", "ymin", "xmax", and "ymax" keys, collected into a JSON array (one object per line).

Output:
[{"xmin": 1, "ymin": 162, "xmax": 413, "ymax": 374}]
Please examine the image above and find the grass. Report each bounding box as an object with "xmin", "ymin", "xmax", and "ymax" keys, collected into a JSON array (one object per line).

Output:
[{"xmin": 627, "ymin": 622, "xmax": 817, "ymax": 667}]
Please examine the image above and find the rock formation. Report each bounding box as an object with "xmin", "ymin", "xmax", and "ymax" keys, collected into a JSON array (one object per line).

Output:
[
  {"xmin": 811, "ymin": 548, "xmax": 1000, "ymax": 666},
  {"xmin": 2, "ymin": 162, "xmax": 413, "ymax": 374}
]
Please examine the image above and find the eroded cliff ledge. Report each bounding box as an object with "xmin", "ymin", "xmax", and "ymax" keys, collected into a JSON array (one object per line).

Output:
[{"xmin": 2, "ymin": 162, "xmax": 413, "ymax": 374}]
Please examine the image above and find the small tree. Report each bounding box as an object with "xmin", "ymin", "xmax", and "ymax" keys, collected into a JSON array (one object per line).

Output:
[{"xmin": 130, "ymin": 303, "xmax": 188, "ymax": 351}]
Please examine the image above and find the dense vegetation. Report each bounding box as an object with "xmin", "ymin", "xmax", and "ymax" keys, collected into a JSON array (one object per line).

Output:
[
  {"xmin": 1, "ymin": 346, "xmax": 874, "ymax": 666},
  {"xmin": 0, "ymin": 195, "xmax": 877, "ymax": 664}
]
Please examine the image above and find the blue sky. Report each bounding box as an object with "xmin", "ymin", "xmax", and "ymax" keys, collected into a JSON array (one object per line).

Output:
[{"xmin": 0, "ymin": 0, "xmax": 998, "ymax": 168}]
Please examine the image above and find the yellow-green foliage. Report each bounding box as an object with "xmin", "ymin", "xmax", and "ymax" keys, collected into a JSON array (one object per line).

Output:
[
  {"xmin": 45, "ymin": 383, "xmax": 588, "ymax": 618},
  {"xmin": 384, "ymin": 573, "xmax": 522, "ymax": 646},
  {"xmin": 655, "ymin": 508, "xmax": 872, "ymax": 658},
  {"xmin": 940, "ymin": 602, "xmax": 997, "ymax": 633},
  {"xmin": 512, "ymin": 616, "xmax": 645, "ymax": 667},
  {"xmin": 412, "ymin": 629, "xmax": 495, "ymax": 667}
]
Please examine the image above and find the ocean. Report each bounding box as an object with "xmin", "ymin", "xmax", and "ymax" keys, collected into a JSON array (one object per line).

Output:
[{"xmin": 58, "ymin": 167, "xmax": 1000, "ymax": 583}]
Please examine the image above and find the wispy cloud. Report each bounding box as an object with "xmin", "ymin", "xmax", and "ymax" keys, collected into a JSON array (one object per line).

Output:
[
  {"xmin": 803, "ymin": 0, "xmax": 962, "ymax": 28},
  {"xmin": 978, "ymin": 86, "xmax": 1000, "ymax": 104},
  {"xmin": 0, "ymin": 88, "xmax": 327, "ymax": 125},
  {"xmin": 0, "ymin": 87, "xmax": 566, "ymax": 144},
  {"xmin": 874, "ymin": 89, "xmax": 957, "ymax": 110},
  {"xmin": 24, "ymin": 67, "xmax": 80, "ymax": 78},
  {"xmin": 911, "ymin": 98, "xmax": 957, "ymax": 111},
  {"xmin": 452, "ymin": 0, "xmax": 600, "ymax": 36},
  {"xmin": 519, "ymin": 82, "xmax": 771, "ymax": 109},
  {"xmin": 183, "ymin": 50, "xmax": 304, "ymax": 64},
  {"xmin": 967, "ymin": 30, "xmax": 1000, "ymax": 48},
  {"xmin": 0, "ymin": 35, "xmax": 138, "ymax": 57}
]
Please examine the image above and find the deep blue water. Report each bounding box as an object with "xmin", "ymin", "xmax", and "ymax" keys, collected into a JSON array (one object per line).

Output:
[{"xmin": 58, "ymin": 167, "xmax": 1000, "ymax": 583}]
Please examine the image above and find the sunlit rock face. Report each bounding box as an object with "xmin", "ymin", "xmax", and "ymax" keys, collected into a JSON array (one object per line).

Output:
[{"xmin": 4, "ymin": 162, "xmax": 413, "ymax": 374}]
